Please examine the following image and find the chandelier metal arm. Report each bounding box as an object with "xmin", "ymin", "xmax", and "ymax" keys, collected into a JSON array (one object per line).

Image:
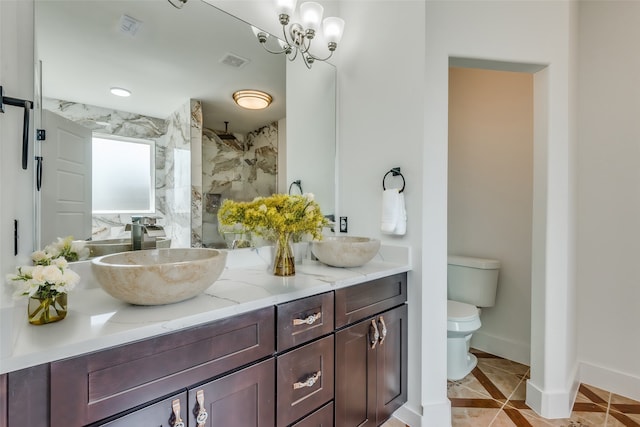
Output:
[
  {"xmin": 258, "ymin": 42, "xmax": 291, "ymax": 56},
  {"xmin": 304, "ymin": 48, "xmax": 334, "ymax": 63}
]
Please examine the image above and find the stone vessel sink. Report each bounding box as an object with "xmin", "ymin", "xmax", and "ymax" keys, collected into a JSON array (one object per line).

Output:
[
  {"xmin": 86, "ymin": 237, "xmax": 171, "ymax": 258},
  {"xmin": 311, "ymin": 236, "xmax": 381, "ymax": 268},
  {"xmin": 91, "ymin": 248, "xmax": 227, "ymax": 305}
]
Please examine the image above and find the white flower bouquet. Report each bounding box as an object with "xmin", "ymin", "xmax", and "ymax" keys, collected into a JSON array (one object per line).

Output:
[{"xmin": 5, "ymin": 236, "xmax": 85, "ymax": 324}]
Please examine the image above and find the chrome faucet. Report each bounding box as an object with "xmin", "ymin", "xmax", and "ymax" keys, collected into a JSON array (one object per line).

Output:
[{"xmin": 125, "ymin": 216, "xmax": 166, "ymax": 250}]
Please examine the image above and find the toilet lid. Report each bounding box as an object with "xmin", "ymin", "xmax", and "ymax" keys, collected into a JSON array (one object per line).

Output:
[{"xmin": 447, "ymin": 300, "xmax": 479, "ymax": 321}]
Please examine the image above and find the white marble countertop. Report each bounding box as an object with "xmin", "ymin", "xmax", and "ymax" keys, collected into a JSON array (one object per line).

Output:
[{"xmin": 0, "ymin": 244, "xmax": 410, "ymax": 375}]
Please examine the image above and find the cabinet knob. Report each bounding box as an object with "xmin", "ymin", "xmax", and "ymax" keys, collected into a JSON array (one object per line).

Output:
[
  {"xmin": 170, "ymin": 399, "xmax": 185, "ymax": 427},
  {"xmin": 378, "ymin": 315, "xmax": 388, "ymax": 345},
  {"xmin": 292, "ymin": 312, "xmax": 322, "ymax": 326},
  {"xmin": 195, "ymin": 389, "xmax": 208, "ymax": 427},
  {"xmin": 293, "ymin": 370, "xmax": 322, "ymax": 389},
  {"xmin": 370, "ymin": 319, "xmax": 380, "ymax": 349}
]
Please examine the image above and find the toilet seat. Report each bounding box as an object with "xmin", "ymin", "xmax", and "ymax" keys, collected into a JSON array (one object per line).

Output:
[
  {"xmin": 448, "ymin": 300, "xmax": 479, "ymax": 321},
  {"xmin": 447, "ymin": 300, "xmax": 480, "ymax": 332}
]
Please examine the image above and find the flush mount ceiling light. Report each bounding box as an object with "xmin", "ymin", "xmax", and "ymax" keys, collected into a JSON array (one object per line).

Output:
[
  {"xmin": 251, "ymin": 0, "xmax": 345, "ymax": 69},
  {"xmin": 110, "ymin": 87, "xmax": 131, "ymax": 97},
  {"xmin": 233, "ymin": 90, "xmax": 273, "ymax": 110}
]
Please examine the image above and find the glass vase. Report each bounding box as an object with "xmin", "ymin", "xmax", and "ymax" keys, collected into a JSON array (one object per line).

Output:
[
  {"xmin": 273, "ymin": 232, "xmax": 295, "ymax": 276},
  {"xmin": 27, "ymin": 293, "xmax": 68, "ymax": 325}
]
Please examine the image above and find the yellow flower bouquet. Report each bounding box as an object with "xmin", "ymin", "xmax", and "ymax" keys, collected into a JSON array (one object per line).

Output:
[{"xmin": 218, "ymin": 193, "xmax": 329, "ymax": 275}]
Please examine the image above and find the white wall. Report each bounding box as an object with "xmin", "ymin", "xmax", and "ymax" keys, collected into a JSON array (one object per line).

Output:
[
  {"xmin": 448, "ymin": 67, "xmax": 533, "ymax": 365},
  {"xmin": 424, "ymin": 0, "xmax": 579, "ymax": 420},
  {"xmin": 577, "ymin": 1, "xmax": 640, "ymax": 401},
  {"xmin": 336, "ymin": 1, "xmax": 428, "ymax": 424}
]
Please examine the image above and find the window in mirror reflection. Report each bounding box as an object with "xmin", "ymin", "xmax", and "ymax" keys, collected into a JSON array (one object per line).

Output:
[{"xmin": 92, "ymin": 135, "xmax": 156, "ymax": 214}]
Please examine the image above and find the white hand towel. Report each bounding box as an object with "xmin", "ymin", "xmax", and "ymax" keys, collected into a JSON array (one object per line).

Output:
[
  {"xmin": 381, "ymin": 189, "xmax": 400, "ymax": 233},
  {"xmin": 393, "ymin": 192, "xmax": 407, "ymax": 236}
]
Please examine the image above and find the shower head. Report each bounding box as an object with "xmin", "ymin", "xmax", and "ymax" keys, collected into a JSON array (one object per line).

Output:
[{"xmin": 218, "ymin": 121, "xmax": 237, "ymax": 140}]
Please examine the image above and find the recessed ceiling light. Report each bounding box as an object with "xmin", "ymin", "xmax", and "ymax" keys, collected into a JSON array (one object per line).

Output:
[
  {"xmin": 110, "ymin": 87, "xmax": 131, "ymax": 97},
  {"xmin": 232, "ymin": 90, "xmax": 272, "ymax": 110}
]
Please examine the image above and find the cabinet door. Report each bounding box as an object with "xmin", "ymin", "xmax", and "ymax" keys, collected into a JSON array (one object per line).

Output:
[
  {"xmin": 335, "ymin": 318, "xmax": 377, "ymax": 427},
  {"xmin": 98, "ymin": 391, "xmax": 187, "ymax": 427},
  {"xmin": 375, "ymin": 304, "xmax": 408, "ymax": 425},
  {"xmin": 276, "ymin": 335, "xmax": 334, "ymax": 426},
  {"xmin": 188, "ymin": 358, "xmax": 275, "ymax": 427}
]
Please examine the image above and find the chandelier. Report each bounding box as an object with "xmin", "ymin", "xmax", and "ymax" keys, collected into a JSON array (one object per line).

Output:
[{"xmin": 252, "ymin": 0, "xmax": 345, "ymax": 69}]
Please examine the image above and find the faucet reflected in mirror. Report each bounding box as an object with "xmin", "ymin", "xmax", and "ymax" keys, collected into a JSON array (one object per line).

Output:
[{"xmin": 125, "ymin": 217, "xmax": 166, "ymax": 251}]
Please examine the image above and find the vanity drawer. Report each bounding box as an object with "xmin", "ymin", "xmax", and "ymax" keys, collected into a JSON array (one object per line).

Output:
[
  {"xmin": 291, "ymin": 401, "xmax": 334, "ymax": 427},
  {"xmin": 50, "ymin": 307, "xmax": 275, "ymax": 427},
  {"xmin": 276, "ymin": 335, "xmax": 334, "ymax": 427},
  {"xmin": 335, "ymin": 273, "xmax": 407, "ymax": 328},
  {"xmin": 277, "ymin": 292, "xmax": 334, "ymax": 351}
]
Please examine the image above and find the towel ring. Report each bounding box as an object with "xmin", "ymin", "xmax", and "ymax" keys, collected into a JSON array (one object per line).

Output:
[{"xmin": 382, "ymin": 168, "xmax": 405, "ymax": 193}]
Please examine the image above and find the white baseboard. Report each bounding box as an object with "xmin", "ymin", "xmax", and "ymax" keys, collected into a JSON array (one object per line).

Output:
[
  {"xmin": 393, "ymin": 399, "xmax": 451, "ymax": 427},
  {"xmin": 580, "ymin": 361, "xmax": 640, "ymax": 402},
  {"xmin": 392, "ymin": 405, "xmax": 422, "ymax": 427},
  {"xmin": 525, "ymin": 365, "xmax": 580, "ymax": 419},
  {"xmin": 391, "ymin": 400, "xmax": 451, "ymax": 427},
  {"xmin": 470, "ymin": 330, "xmax": 531, "ymax": 366}
]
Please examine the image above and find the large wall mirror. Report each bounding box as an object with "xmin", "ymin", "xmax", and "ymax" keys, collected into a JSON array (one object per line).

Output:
[{"xmin": 34, "ymin": 0, "xmax": 336, "ymax": 252}]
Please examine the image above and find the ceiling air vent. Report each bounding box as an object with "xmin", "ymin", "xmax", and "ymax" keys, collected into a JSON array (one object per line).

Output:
[
  {"xmin": 118, "ymin": 15, "xmax": 143, "ymax": 37},
  {"xmin": 219, "ymin": 53, "xmax": 250, "ymax": 68}
]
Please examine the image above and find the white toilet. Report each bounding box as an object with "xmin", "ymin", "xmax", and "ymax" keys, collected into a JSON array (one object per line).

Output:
[{"xmin": 447, "ymin": 255, "xmax": 500, "ymax": 381}]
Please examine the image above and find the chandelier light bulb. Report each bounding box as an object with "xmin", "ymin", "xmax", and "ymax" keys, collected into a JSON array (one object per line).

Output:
[
  {"xmin": 276, "ymin": 0, "xmax": 297, "ymax": 17},
  {"xmin": 299, "ymin": 2, "xmax": 324, "ymax": 32},
  {"xmin": 322, "ymin": 17, "xmax": 344, "ymax": 44}
]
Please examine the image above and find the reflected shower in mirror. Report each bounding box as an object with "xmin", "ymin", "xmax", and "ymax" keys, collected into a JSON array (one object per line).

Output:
[{"xmin": 34, "ymin": 0, "xmax": 336, "ymax": 251}]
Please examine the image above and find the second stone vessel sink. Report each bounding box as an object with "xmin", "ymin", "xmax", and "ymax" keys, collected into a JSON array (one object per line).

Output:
[
  {"xmin": 91, "ymin": 248, "xmax": 227, "ymax": 305},
  {"xmin": 311, "ymin": 236, "xmax": 381, "ymax": 268}
]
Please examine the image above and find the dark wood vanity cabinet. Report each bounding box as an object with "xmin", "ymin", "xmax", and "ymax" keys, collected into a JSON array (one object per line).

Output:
[
  {"xmin": 4, "ymin": 272, "xmax": 408, "ymax": 427},
  {"xmin": 51, "ymin": 306, "xmax": 275, "ymax": 427},
  {"xmin": 334, "ymin": 274, "xmax": 408, "ymax": 427}
]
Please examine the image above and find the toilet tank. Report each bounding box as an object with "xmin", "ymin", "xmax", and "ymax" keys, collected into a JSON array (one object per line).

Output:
[{"xmin": 447, "ymin": 255, "xmax": 500, "ymax": 307}]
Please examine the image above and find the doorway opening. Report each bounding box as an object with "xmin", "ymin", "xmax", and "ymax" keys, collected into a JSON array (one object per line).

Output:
[{"xmin": 447, "ymin": 57, "xmax": 549, "ymax": 411}]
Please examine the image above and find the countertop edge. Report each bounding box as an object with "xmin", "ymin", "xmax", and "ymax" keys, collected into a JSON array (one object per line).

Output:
[{"xmin": 0, "ymin": 261, "xmax": 410, "ymax": 374}]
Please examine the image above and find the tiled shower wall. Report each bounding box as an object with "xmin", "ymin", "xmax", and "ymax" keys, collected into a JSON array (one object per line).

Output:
[
  {"xmin": 201, "ymin": 122, "xmax": 278, "ymax": 248},
  {"xmin": 43, "ymin": 98, "xmax": 277, "ymax": 249}
]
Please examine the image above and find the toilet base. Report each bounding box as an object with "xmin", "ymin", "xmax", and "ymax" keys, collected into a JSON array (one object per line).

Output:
[{"xmin": 447, "ymin": 335, "xmax": 478, "ymax": 381}]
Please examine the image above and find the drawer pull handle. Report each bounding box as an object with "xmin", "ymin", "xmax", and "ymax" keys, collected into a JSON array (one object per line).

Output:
[
  {"xmin": 196, "ymin": 389, "xmax": 208, "ymax": 426},
  {"xmin": 293, "ymin": 312, "xmax": 322, "ymax": 326},
  {"xmin": 378, "ymin": 316, "xmax": 388, "ymax": 345},
  {"xmin": 171, "ymin": 398, "xmax": 185, "ymax": 427},
  {"xmin": 293, "ymin": 370, "xmax": 322, "ymax": 389},
  {"xmin": 370, "ymin": 319, "xmax": 380, "ymax": 349}
]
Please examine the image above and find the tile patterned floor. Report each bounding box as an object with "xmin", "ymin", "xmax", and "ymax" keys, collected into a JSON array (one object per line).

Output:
[
  {"xmin": 449, "ymin": 349, "xmax": 640, "ymax": 426},
  {"xmin": 382, "ymin": 348, "xmax": 640, "ymax": 427}
]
